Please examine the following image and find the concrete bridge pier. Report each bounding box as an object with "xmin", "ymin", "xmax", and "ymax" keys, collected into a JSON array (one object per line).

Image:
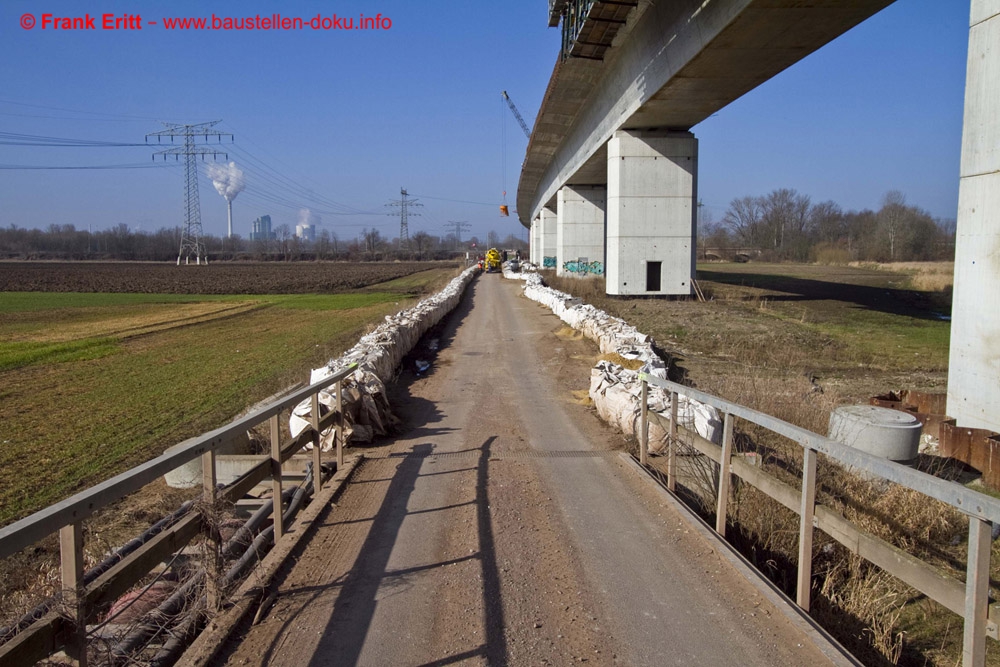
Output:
[
  {"xmin": 947, "ymin": 1, "xmax": 1000, "ymax": 431},
  {"xmin": 606, "ymin": 130, "xmax": 697, "ymax": 296},
  {"xmin": 540, "ymin": 206, "xmax": 557, "ymax": 268},
  {"xmin": 530, "ymin": 217, "xmax": 540, "ymax": 264},
  {"xmin": 556, "ymin": 185, "xmax": 606, "ymax": 277}
]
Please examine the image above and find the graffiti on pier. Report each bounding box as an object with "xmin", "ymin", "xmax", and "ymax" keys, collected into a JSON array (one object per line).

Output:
[
  {"xmin": 563, "ymin": 260, "xmax": 604, "ymax": 275},
  {"xmin": 542, "ymin": 256, "xmax": 557, "ymax": 268}
]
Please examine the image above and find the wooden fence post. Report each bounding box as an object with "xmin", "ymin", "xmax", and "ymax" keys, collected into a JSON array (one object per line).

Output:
[
  {"xmin": 639, "ymin": 379, "xmax": 649, "ymax": 467},
  {"xmin": 716, "ymin": 413, "xmax": 735, "ymax": 536},
  {"xmin": 336, "ymin": 379, "xmax": 344, "ymax": 469},
  {"xmin": 963, "ymin": 517, "xmax": 992, "ymax": 667},
  {"xmin": 311, "ymin": 392, "xmax": 322, "ymax": 496},
  {"xmin": 270, "ymin": 415, "xmax": 284, "ymax": 541},
  {"xmin": 202, "ymin": 448, "xmax": 221, "ymax": 611},
  {"xmin": 668, "ymin": 390, "xmax": 678, "ymax": 492},
  {"xmin": 59, "ymin": 522, "xmax": 87, "ymax": 667},
  {"xmin": 797, "ymin": 447, "xmax": 817, "ymax": 611}
]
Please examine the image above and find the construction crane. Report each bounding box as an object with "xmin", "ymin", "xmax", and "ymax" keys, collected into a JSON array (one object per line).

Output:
[{"xmin": 501, "ymin": 91, "xmax": 531, "ymax": 139}]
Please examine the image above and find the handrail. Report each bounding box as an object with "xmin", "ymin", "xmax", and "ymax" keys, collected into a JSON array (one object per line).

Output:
[
  {"xmin": 640, "ymin": 372, "xmax": 1000, "ymax": 524},
  {"xmin": 0, "ymin": 363, "xmax": 356, "ymax": 560},
  {"xmin": 637, "ymin": 371, "xmax": 997, "ymax": 667}
]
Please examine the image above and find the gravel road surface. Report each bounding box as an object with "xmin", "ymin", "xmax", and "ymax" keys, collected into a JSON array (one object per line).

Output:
[{"xmin": 218, "ymin": 275, "xmax": 839, "ymax": 666}]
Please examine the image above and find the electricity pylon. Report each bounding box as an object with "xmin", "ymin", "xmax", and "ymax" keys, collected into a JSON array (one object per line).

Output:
[
  {"xmin": 147, "ymin": 121, "xmax": 232, "ymax": 265},
  {"xmin": 386, "ymin": 188, "xmax": 422, "ymax": 250},
  {"xmin": 446, "ymin": 220, "xmax": 472, "ymax": 250}
]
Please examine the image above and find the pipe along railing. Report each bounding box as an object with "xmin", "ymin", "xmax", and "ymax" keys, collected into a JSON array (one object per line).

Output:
[
  {"xmin": 0, "ymin": 363, "xmax": 354, "ymax": 667},
  {"xmin": 638, "ymin": 372, "xmax": 1000, "ymax": 667}
]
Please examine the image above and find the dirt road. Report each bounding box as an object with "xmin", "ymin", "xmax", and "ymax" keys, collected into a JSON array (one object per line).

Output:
[{"xmin": 218, "ymin": 275, "xmax": 840, "ymax": 666}]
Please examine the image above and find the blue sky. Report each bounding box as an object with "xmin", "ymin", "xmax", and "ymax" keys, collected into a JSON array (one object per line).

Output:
[{"xmin": 0, "ymin": 0, "xmax": 969, "ymax": 243}]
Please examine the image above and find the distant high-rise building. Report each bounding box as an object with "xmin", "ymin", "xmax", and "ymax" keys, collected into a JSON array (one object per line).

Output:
[
  {"xmin": 250, "ymin": 215, "xmax": 273, "ymax": 241},
  {"xmin": 295, "ymin": 223, "xmax": 316, "ymax": 242}
]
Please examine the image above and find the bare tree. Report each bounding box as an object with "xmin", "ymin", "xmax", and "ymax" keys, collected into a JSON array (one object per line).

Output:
[
  {"xmin": 878, "ymin": 190, "xmax": 907, "ymax": 261},
  {"xmin": 412, "ymin": 231, "xmax": 431, "ymax": 259},
  {"xmin": 723, "ymin": 195, "xmax": 763, "ymax": 246},
  {"xmin": 811, "ymin": 201, "xmax": 845, "ymax": 245}
]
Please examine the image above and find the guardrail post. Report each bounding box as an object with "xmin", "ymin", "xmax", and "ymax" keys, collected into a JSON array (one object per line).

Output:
[
  {"xmin": 716, "ymin": 412, "xmax": 734, "ymax": 536},
  {"xmin": 59, "ymin": 521, "xmax": 87, "ymax": 667},
  {"xmin": 311, "ymin": 392, "xmax": 322, "ymax": 495},
  {"xmin": 796, "ymin": 447, "xmax": 817, "ymax": 611},
  {"xmin": 270, "ymin": 415, "xmax": 284, "ymax": 541},
  {"xmin": 639, "ymin": 378, "xmax": 649, "ymax": 466},
  {"xmin": 964, "ymin": 517, "xmax": 992, "ymax": 667},
  {"xmin": 336, "ymin": 379, "xmax": 345, "ymax": 469},
  {"xmin": 668, "ymin": 390, "xmax": 678, "ymax": 492}
]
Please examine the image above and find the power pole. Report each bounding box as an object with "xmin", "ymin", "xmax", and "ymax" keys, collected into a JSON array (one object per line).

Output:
[
  {"xmin": 385, "ymin": 188, "xmax": 422, "ymax": 250},
  {"xmin": 446, "ymin": 220, "xmax": 471, "ymax": 250},
  {"xmin": 147, "ymin": 121, "xmax": 232, "ymax": 265}
]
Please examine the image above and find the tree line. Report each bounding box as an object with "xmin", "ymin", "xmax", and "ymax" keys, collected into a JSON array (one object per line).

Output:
[
  {"xmin": 701, "ymin": 189, "xmax": 955, "ymax": 263},
  {"xmin": 0, "ymin": 223, "xmax": 528, "ymax": 262}
]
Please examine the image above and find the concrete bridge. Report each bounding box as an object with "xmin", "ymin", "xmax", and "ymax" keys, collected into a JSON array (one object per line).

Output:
[{"xmin": 519, "ymin": 0, "xmax": 1000, "ymax": 433}]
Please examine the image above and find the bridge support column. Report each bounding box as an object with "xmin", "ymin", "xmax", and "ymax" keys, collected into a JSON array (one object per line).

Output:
[
  {"xmin": 540, "ymin": 206, "xmax": 557, "ymax": 269},
  {"xmin": 606, "ymin": 130, "xmax": 697, "ymax": 296},
  {"xmin": 556, "ymin": 186, "xmax": 606, "ymax": 277},
  {"xmin": 947, "ymin": 3, "xmax": 1000, "ymax": 432},
  {"xmin": 530, "ymin": 216, "xmax": 540, "ymax": 264}
]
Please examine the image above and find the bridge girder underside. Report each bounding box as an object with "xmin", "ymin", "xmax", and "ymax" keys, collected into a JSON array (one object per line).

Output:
[{"xmin": 518, "ymin": 0, "xmax": 896, "ymax": 228}]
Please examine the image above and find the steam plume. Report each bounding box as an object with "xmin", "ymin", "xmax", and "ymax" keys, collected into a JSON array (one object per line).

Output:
[
  {"xmin": 206, "ymin": 161, "xmax": 245, "ymax": 238},
  {"xmin": 206, "ymin": 161, "xmax": 245, "ymax": 202},
  {"xmin": 298, "ymin": 208, "xmax": 320, "ymax": 226}
]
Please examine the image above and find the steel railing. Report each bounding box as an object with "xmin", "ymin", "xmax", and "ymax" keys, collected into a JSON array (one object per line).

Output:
[{"xmin": 638, "ymin": 372, "xmax": 1000, "ymax": 667}]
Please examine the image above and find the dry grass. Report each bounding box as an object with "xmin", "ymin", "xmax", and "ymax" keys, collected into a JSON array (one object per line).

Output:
[
  {"xmin": 850, "ymin": 261, "xmax": 955, "ymax": 293},
  {"xmin": 540, "ymin": 264, "xmax": 990, "ymax": 666},
  {"xmin": 1, "ymin": 301, "xmax": 261, "ymax": 343}
]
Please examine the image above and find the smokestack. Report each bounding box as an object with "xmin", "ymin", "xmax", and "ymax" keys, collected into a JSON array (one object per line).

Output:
[{"xmin": 206, "ymin": 161, "xmax": 246, "ymax": 238}]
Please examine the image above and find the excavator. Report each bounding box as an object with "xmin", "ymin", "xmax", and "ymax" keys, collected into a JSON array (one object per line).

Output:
[{"xmin": 484, "ymin": 248, "xmax": 503, "ymax": 273}]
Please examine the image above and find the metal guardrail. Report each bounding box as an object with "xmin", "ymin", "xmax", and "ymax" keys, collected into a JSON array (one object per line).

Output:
[
  {"xmin": 638, "ymin": 372, "xmax": 999, "ymax": 667},
  {"xmin": 0, "ymin": 363, "xmax": 355, "ymax": 666}
]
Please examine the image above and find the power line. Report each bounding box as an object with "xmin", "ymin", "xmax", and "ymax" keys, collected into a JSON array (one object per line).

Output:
[
  {"xmin": 0, "ymin": 131, "xmax": 150, "ymax": 147},
  {"xmin": 0, "ymin": 162, "xmax": 173, "ymax": 170},
  {"xmin": 148, "ymin": 121, "xmax": 233, "ymax": 265},
  {"xmin": 409, "ymin": 193, "xmax": 497, "ymax": 207}
]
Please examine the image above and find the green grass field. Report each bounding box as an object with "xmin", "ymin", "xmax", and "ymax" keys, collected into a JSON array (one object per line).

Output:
[{"xmin": 0, "ymin": 267, "xmax": 458, "ymax": 525}]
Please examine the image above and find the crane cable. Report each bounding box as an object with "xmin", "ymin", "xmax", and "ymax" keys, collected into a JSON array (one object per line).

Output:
[
  {"xmin": 500, "ymin": 94, "xmax": 510, "ymax": 216},
  {"xmin": 501, "ymin": 93, "xmax": 507, "ymax": 205}
]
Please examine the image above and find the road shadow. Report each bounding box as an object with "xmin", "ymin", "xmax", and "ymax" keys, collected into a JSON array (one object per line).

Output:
[
  {"xmin": 308, "ymin": 442, "xmax": 432, "ymax": 666},
  {"xmin": 298, "ymin": 434, "xmax": 507, "ymax": 666},
  {"xmin": 697, "ymin": 270, "xmax": 949, "ymax": 321}
]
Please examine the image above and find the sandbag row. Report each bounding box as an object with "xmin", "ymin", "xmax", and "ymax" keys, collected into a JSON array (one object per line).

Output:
[
  {"xmin": 501, "ymin": 261, "xmax": 537, "ymax": 280},
  {"xmin": 521, "ymin": 274, "xmax": 667, "ymax": 377},
  {"xmin": 290, "ymin": 266, "xmax": 479, "ymax": 447},
  {"xmin": 517, "ymin": 273, "xmax": 721, "ymax": 452}
]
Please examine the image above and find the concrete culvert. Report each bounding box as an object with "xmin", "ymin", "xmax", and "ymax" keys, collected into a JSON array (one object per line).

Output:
[{"xmin": 828, "ymin": 405, "xmax": 922, "ymax": 464}]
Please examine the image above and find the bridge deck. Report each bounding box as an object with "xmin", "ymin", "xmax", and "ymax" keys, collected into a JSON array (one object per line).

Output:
[{"xmin": 217, "ymin": 276, "xmax": 839, "ymax": 666}]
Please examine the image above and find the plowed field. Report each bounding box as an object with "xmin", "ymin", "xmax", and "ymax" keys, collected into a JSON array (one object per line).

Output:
[{"xmin": 0, "ymin": 261, "xmax": 441, "ymax": 294}]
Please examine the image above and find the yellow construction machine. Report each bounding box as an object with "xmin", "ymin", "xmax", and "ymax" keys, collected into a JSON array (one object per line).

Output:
[{"xmin": 484, "ymin": 248, "xmax": 502, "ymax": 273}]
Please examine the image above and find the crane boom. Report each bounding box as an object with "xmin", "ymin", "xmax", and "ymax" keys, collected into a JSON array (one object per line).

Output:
[{"xmin": 501, "ymin": 90, "xmax": 531, "ymax": 140}]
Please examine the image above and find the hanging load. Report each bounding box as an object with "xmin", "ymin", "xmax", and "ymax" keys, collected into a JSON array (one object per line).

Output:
[{"xmin": 500, "ymin": 204, "xmax": 509, "ymax": 216}]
